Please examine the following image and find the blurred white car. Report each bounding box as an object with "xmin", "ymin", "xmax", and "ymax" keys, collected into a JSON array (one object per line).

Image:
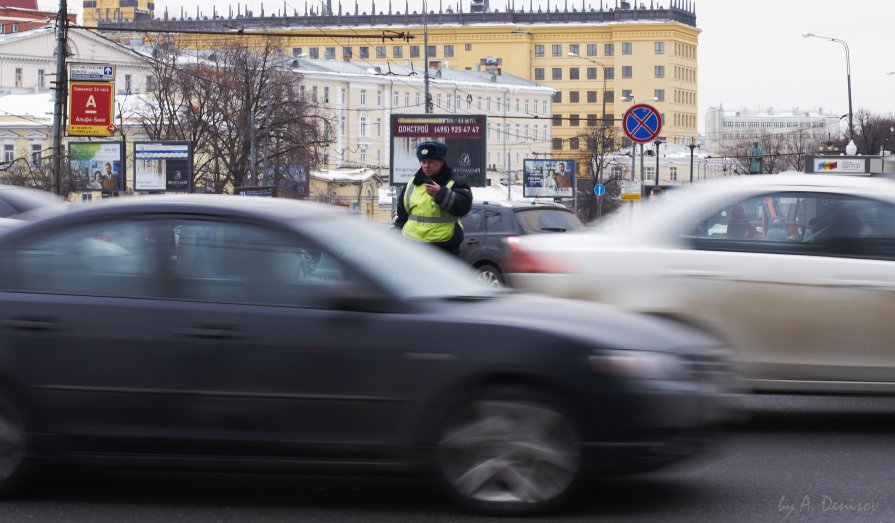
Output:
[{"xmin": 508, "ymin": 174, "xmax": 895, "ymax": 394}]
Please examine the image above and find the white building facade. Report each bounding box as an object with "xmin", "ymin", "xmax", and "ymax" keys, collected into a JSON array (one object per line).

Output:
[{"xmin": 704, "ymin": 105, "xmax": 843, "ymax": 155}]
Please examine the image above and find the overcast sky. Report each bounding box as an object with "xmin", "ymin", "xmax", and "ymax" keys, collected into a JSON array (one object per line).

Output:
[{"xmin": 45, "ymin": 0, "xmax": 893, "ymax": 131}]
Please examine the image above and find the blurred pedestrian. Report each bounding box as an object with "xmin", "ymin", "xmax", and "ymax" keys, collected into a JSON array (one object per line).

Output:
[{"xmin": 394, "ymin": 141, "xmax": 472, "ymax": 255}]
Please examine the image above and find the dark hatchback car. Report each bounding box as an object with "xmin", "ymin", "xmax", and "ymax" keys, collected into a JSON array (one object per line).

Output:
[
  {"xmin": 459, "ymin": 200, "xmax": 586, "ymax": 286},
  {"xmin": 0, "ymin": 196, "xmax": 732, "ymax": 514}
]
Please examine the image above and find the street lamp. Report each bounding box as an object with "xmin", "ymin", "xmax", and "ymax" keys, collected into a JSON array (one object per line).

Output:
[
  {"xmin": 568, "ymin": 52, "xmax": 608, "ymax": 186},
  {"xmin": 803, "ymin": 33, "xmax": 854, "ymax": 150},
  {"xmin": 687, "ymin": 138, "xmax": 696, "ymax": 183}
]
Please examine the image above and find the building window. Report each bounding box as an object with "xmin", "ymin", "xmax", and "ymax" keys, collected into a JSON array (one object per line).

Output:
[
  {"xmin": 310, "ymin": 47, "xmax": 320, "ymax": 59},
  {"xmin": 551, "ymin": 44, "xmax": 563, "ymax": 57},
  {"xmin": 654, "ymin": 65, "xmax": 665, "ymax": 78},
  {"xmin": 622, "ymin": 89, "xmax": 633, "ymax": 100},
  {"xmin": 11, "ymin": 23, "xmax": 17, "ymax": 33},
  {"xmin": 427, "ymin": 45, "xmax": 436, "ymax": 57},
  {"xmin": 654, "ymin": 89, "xmax": 665, "ymax": 102},
  {"xmin": 393, "ymin": 46, "xmax": 403, "ymax": 58},
  {"xmin": 376, "ymin": 118, "xmax": 382, "ymax": 136},
  {"xmin": 552, "ymin": 67, "xmax": 562, "ymax": 80},
  {"xmin": 569, "ymin": 67, "xmax": 579, "ymax": 80},
  {"xmin": 604, "ymin": 43, "xmax": 614, "ymax": 56},
  {"xmin": 587, "ymin": 67, "xmax": 597, "ymax": 80},
  {"xmin": 552, "ymin": 138, "xmax": 563, "ymax": 150},
  {"xmin": 622, "ymin": 66, "xmax": 632, "ymax": 79},
  {"xmin": 604, "ymin": 91, "xmax": 614, "ymax": 103},
  {"xmin": 465, "ymin": 43, "xmax": 472, "ymax": 51},
  {"xmin": 605, "ymin": 67, "xmax": 614, "ymax": 79},
  {"xmin": 552, "ymin": 92, "xmax": 562, "ymax": 103},
  {"xmin": 340, "ymin": 88, "xmax": 346, "ymax": 105},
  {"xmin": 360, "ymin": 145, "xmax": 367, "ymax": 163},
  {"xmin": 376, "ymin": 46, "xmax": 386, "ymax": 58},
  {"xmin": 359, "ymin": 47, "xmax": 369, "ymax": 59},
  {"xmin": 410, "ymin": 45, "xmax": 420, "ymax": 58},
  {"xmin": 644, "ymin": 166, "xmax": 655, "ymax": 182},
  {"xmin": 360, "ymin": 89, "xmax": 367, "ymax": 105},
  {"xmin": 569, "ymin": 44, "xmax": 580, "ymax": 56},
  {"xmin": 587, "ymin": 91, "xmax": 597, "ymax": 103},
  {"xmin": 569, "ymin": 91, "xmax": 580, "ymax": 103},
  {"xmin": 622, "ymin": 42, "xmax": 633, "ymax": 55},
  {"xmin": 655, "ymin": 41, "xmax": 665, "ymax": 54},
  {"xmin": 360, "ymin": 116, "xmax": 368, "ymax": 137},
  {"xmin": 324, "ymin": 87, "xmax": 330, "ymax": 103},
  {"xmin": 3, "ymin": 144, "xmax": 12, "ymax": 163},
  {"xmin": 552, "ymin": 115, "xmax": 562, "ymax": 126},
  {"xmin": 325, "ymin": 47, "xmax": 336, "ymax": 60},
  {"xmin": 37, "ymin": 69, "xmax": 45, "ymax": 89},
  {"xmin": 444, "ymin": 45, "xmax": 454, "ymax": 58},
  {"xmin": 124, "ymin": 74, "xmax": 131, "ymax": 94},
  {"xmin": 535, "ymin": 44, "xmax": 544, "ymax": 57},
  {"xmin": 587, "ymin": 43, "xmax": 598, "ymax": 56},
  {"xmin": 570, "ymin": 114, "xmax": 580, "ymax": 127},
  {"xmin": 669, "ymin": 166, "xmax": 678, "ymax": 181},
  {"xmin": 587, "ymin": 114, "xmax": 597, "ymax": 126},
  {"xmin": 570, "ymin": 137, "xmax": 580, "ymax": 150},
  {"xmin": 14, "ymin": 68, "xmax": 21, "ymax": 87},
  {"xmin": 343, "ymin": 47, "xmax": 353, "ymax": 60},
  {"xmin": 292, "ymin": 47, "xmax": 303, "ymax": 57},
  {"xmin": 534, "ymin": 68, "xmax": 544, "ymax": 81}
]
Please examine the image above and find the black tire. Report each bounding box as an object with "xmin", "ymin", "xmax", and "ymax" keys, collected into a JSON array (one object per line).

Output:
[
  {"xmin": 432, "ymin": 385, "xmax": 582, "ymax": 515},
  {"xmin": 0, "ymin": 394, "xmax": 27, "ymax": 496},
  {"xmin": 475, "ymin": 264, "xmax": 503, "ymax": 288}
]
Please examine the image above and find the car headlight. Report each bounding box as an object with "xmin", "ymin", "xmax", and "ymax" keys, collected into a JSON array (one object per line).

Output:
[{"xmin": 590, "ymin": 350, "xmax": 689, "ymax": 381}]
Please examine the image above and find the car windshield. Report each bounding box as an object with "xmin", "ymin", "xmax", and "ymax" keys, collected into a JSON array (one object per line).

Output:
[
  {"xmin": 297, "ymin": 215, "xmax": 497, "ymax": 301},
  {"xmin": 515, "ymin": 208, "xmax": 586, "ymax": 234}
]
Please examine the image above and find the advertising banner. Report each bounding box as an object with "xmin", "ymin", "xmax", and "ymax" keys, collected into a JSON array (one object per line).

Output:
[
  {"xmin": 134, "ymin": 141, "xmax": 192, "ymax": 193},
  {"xmin": 68, "ymin": 82, "xmax": 115, "ymax": 137},
  {"xmin": 523, "ymin": 159, "xmax": 576, "ymax": 199},
  {"xmin": 68, "ymin": 142, "xmax": 124, "ymax": 192},
  {"xmin": 390, "ymin": 114, "xmax": 486, "ymax": 187}
]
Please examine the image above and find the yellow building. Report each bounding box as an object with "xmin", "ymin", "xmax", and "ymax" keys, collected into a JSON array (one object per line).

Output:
[
  {"xmin": 98, "ymin": 0, "xmax": 699, "ymax": 178},
  {"xmin": 82, "ymin": 0, "xmax": 154, "ymax": 25}
]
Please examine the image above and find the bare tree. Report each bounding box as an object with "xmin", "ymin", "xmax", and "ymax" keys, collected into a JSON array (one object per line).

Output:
[
  {"xmin": 854, "ymin": 110, "xmax": 895, "ymax": 156},
  {"xmin": 127, "ymin": 36, "xmax": 327, "ymax": 193}
]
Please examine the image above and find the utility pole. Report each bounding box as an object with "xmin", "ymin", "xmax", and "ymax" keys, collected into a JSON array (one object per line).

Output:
[
  {"xmin": 51, "ymin": 0, "xmax": 69, "ymax": 195},
  {"xmin": 422, "ymin": 0, "xmax": 432, "ymax": 113}
]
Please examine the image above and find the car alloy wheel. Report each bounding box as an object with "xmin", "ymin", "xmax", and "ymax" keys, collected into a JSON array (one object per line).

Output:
[
  {"xmin": 0, "ymin": 395, "xmax": 26, "ymax": 492},
  {"xmin": 435, "ymin": 386, "xmax": 580, "ymax": 514},
  {"xmin": 475, "ymin": 264, "xmax": 503, "ymax": 288}
]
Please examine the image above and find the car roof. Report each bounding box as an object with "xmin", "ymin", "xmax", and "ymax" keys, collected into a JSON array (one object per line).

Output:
[{"xmin": 473, "ymin": 199, "xmax": 574, "ymax": 211}]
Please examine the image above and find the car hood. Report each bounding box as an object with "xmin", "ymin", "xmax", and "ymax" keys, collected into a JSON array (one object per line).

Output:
[{"xmin": 431, "ymin": 292, "xmax": 723, "ymax": 355}]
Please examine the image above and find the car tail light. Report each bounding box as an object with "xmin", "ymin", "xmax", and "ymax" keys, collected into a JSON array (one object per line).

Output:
[{"xmin": 504, "ymin": 236, "xmax": 572, "ymax": 273}]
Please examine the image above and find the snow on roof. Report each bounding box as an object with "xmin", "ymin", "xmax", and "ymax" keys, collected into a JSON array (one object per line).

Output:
[{"xmin": 311, "ymin": 168, "xmax": 381, "ymax": 183}]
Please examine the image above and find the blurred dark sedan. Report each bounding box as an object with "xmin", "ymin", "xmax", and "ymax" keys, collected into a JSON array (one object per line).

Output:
[
  {"xmin": 0, "ymin": 195, "xmax": 733, "ymax": 515},
  {"xmin": 0, "ymin": 185, "xmax": 64, "ymax": 219}
]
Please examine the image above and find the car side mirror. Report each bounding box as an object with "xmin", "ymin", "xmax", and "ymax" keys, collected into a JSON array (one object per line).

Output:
[{"xmin": 318, "ymin": 280, "xmax": 396, "ymax": 313}]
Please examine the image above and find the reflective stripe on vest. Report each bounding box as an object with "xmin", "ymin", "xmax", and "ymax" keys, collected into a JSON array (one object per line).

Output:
[{"xmin": 402, "ymin": 179, "xmax": 459, "ymax": 243}]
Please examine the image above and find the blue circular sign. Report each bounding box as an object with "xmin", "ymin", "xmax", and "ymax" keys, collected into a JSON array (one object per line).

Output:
[
  {"xmin": 594, "ymin": 183, "xmax": 606, "ymax": 196},
  {"xmin": 623, "ymin": 104, "xmax": 662, "ymax": 144}
]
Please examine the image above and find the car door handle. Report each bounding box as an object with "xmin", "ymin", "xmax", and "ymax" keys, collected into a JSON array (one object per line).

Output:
[
  {"xmin": 172, "ymin": 327, "xmax": 245, "ymax": 340},
  {"xmin": 2, "ymin": 318, "xmax": 68, "ymax": 332},
  {"xmin": 466, "ymin": 239, "xmax": 480, "ymax": 245},
  {"xmin": 661, "ymin": 268, "xmax": 734, "ymax": 279}
]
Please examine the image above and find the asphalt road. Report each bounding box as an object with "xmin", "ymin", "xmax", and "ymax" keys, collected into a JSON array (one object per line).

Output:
[{"xmin": 2, "ymin": 395, "xmax": 894, "ymax": 523}]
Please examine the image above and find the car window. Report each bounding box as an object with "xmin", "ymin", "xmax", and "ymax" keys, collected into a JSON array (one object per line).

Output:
[
  {"xmin": 686, "ymin": 192, "xmax": 895, "ymax": 260},
  {"xmin": 172, "ymin": 219, "xmax": 360, "ymax": 307},
  {"xmin": 460, "ymin": 208, "xmax": 485, "ymax": 233},
  {"xmin": 515, "ymin": 209, "xmax": 586, "ymax": 234},
  {"xmin": 485, "ymin": 210, "xmax": 507, "ymax": 232},
  {"xmin": 0, "ymin": 220, "xmax": 164, "ymax": 297}
]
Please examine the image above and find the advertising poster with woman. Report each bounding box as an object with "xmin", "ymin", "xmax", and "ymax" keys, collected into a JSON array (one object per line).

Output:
[
  {"xmin": 68, "ymin": 142, "xmax": 123, "ymax": 192},
  {"xmin": 523, "ymin": 159, "xmax": 575, "ymax": 198}
]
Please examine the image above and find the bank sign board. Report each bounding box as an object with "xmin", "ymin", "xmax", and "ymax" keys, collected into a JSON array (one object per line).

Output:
[
  {"xmin": 389, "ymin": 114, "xmax": 486, "ymax": 187},
  {"xmin": 68, "ymin": 82, "xmax": 115, "ymax": 136}
]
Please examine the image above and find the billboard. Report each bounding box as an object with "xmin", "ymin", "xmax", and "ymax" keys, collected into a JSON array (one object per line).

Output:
[
  {"xmin": 522, "ymin": 159, "xmax": 576, "ymax": 199},
  {"xmin": 133, "ymin": 141, "xmax": 192, "ymax": 193},
  {"xmin": 68, "ymin": 141, "xmax": 124, "ymax": 192},
  {"xmin": 68, "ymin": 82, "xmax": 115, "ymax": 137},
  {"xmin": 390, "ymin": 114, "xmax": 486, "ymax": 187}
]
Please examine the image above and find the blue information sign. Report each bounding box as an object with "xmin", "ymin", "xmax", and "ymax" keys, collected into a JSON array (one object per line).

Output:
[
  {"xmin": 594, "ymin": 183, "xmax": 606, "ymax": 196},
  {"xmin": 623, "ymin": 104, "xmax": 662, "ymax": 144}
]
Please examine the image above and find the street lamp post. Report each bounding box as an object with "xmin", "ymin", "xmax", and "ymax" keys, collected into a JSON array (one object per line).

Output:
[
  {"xmin": 653, "ymin": 137, "xmax": 661, "ymax": 187},
  {"xmin": 568, "ymin": 52, "xmax": 608, "ymax": 191},
  {"xmin": 803, "ymin": 33, "xmax": 854, "ymax": 148},
  {"xmin": 688, "ymin": 138, "xmax": 696, "ymax": 183}
]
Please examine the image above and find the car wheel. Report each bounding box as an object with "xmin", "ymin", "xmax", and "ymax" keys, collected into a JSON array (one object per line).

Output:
[
  {"xmin": 433, "ymin": 385, "xmax": 581, "ymax": 515},
  {"xmin": 475, "ymin": 264, "xmax": 503, "ymax": 288},
  {"xmin": 0, "ymin": 394, "xmax": 26, "ymax": 494}
]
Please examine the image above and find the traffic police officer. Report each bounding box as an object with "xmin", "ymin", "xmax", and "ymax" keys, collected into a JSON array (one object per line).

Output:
[{"xmin": 394, "ymin": 141, "xmax": 472, "ymax": 255}]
